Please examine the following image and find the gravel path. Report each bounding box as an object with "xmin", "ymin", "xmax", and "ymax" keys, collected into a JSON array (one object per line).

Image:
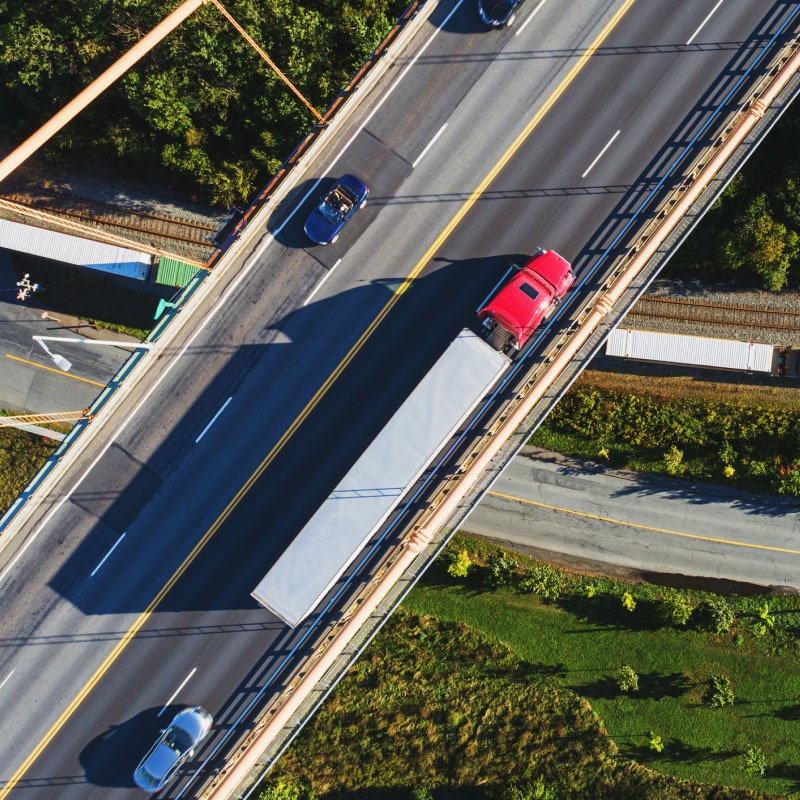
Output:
[{"xmin": 629, "ymin": 277, "xmax": 800, "ymax": 346}]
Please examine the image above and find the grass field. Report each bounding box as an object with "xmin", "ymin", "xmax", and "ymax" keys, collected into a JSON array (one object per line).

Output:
[
  {"xmin": 0, "ymin": 418, "xmax": 59, "ymax": 514},
  {"xmin": 256, "ymin": 586, "xmax": 791, "ymax": 800},
  {"xmin": 401, "ymin": 544, "xmax": 800, "ymax": 796}
]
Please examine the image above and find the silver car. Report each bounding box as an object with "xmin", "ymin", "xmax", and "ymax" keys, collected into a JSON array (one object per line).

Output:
[{"xmin": 133, "ymin": 706, "xmax": 213, "ymax": 793}]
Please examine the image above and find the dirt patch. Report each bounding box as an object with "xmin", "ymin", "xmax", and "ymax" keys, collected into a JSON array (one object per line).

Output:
[{"xmin": 580, "ymin": 357, "xmax": 800, "ymax": 409}]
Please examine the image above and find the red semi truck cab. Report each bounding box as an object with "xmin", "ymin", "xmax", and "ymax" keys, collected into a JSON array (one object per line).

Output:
[{"xmin": 478, "ymin": 249, "xmax": 575, "ymax": 352}]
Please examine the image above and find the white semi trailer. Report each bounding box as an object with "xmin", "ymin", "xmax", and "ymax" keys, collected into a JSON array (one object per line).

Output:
[{"xmin": 251, "ymin": 329, "xmax": 510, "ymax": 627}]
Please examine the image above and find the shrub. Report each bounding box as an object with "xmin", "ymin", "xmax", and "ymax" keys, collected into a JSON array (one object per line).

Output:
[
  {"xmin": 503, "ymin": 783, "xmax": 555, "ymax": 800},
  {"xmin": 691, "ymin": 597, "xmax": 734, "ymax": 634},
  {"xmin": 617, "ymin": 665, "xmax": 639, "ymax": 693},
  {"xmin": 751, "ymin": 603, "xmax": 775, "ymax": 637},
  {"xmin": 773, "ymin": 462, "xmax": 800, "ymax": 496},
  {"xmin": 742, "ymin": 745, "xmax": 767, "ymax": 776},
  {"xmin": 258, "ymin": 780, "xmax": 316, "ymax": 800},
  {"xmin": 661, "ymin": 594, "xmax": 694, "ymax": 626},
  {"xmin": 663, "ymin": 445, "xmax": 685, "ymax": 475},
  {"xmin": 447, "ymin": 549, "xmax": 472, "ymax": 579},
  {"xmin": 648, "ymin": 732, "xmax": 664, "ymax": 753},
  {"xmin": 518, "ymin": 563, "xmax": 565, "ymax": 602},
  {"xmin": 485, "ymin": 551, "xmax": 518, "ymax": 587},
  {"xmin": 410, "ymin": 788, "xmax": 434, "ymax": 800},
  {"xmin": 621, "ymin": 591, "xmax": 636, "ymax": 612},
  {"xmin": 703, "ymin": 674, "xmax": 734, "ymax": 708}
]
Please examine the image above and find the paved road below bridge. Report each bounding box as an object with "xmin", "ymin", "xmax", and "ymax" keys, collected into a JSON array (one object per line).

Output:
[{"xmin": 466, "ymin": 448, "xmax": 800, "ymax": 593}]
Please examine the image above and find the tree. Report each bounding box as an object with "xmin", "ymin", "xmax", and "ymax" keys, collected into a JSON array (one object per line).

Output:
[{"xmin": 723, "ymin": 194, "xmax": 799, "ymax": 291}]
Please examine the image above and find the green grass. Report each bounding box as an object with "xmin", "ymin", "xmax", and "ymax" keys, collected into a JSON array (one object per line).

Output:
[{"xmin": 403, "ymin": 555, "xmax": 800, "ymax": 795}]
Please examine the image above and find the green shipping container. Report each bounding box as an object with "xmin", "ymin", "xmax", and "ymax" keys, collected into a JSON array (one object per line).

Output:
[{"xmin": 152, "ymin": 257, "xmax": 200, "ymax": 287}]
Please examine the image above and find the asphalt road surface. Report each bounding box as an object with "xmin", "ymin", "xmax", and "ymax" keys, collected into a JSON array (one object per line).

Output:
[
  {"xmin": 467, "ymin": 449, "xmax": 800, "ymax": 593},
  {"xmin": 0, "ymin": 2, "xmax": 797, "ymax": 798},
  {"xmin": 0, "ymin": 253, "xmax": 131, "ymax": 414}
]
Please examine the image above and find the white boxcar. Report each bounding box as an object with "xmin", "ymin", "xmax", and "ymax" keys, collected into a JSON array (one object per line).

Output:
[
  {"xmin": 606, "ymin": 328, "xmax": 774, "ymax": 373},
  {"xmin": 252, "ymin": 329, "xmax": 509, "ymax": 627}
]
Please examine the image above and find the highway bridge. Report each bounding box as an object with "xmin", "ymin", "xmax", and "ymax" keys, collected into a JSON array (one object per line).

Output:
[{"xmin": 0, "ymin": 2, "xmax": 799, "ymax": 798}]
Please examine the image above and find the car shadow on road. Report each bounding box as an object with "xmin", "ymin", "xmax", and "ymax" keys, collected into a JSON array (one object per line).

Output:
[{"xmin": 79, "ymin": 706, "xmax": 176, "ymax": 788}]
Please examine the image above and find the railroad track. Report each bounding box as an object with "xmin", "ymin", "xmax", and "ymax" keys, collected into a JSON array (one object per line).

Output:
[
  {"xmin": 0, "ymin": 181, "xmax": 221, "ymax": 258},
  {"xmin": 628, "ymin": 294, "xmax": 800, "ymax": 335}
]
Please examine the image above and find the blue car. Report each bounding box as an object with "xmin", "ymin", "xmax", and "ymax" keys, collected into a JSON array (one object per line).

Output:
[
  {"xmin": 304, "ymin": 174, "xmax": 369, "ymax": 245},
  {"xmin": 478, "ymin": 0, "xmax": 525, "ymax": 27}
]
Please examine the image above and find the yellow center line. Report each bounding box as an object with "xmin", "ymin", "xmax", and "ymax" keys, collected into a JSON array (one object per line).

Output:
[
  {"xmin": 0, "ymin": 2, "xmax": 638, "ymax": 794},
  {"xmin": 5, "ymin": 354, "xmax": 106, "ymax": 387},
  {"xmin": 488, "ymin": 489, "xmax": 800, "ymax": 555}
]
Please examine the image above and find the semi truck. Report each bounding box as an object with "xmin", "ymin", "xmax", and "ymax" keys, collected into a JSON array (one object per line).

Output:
[
  {"xmin": 251, "ymin": 329, "xmax": 510, "ymax": 627},
  {"xmin": 478, "ymin": 249, "xmax": 574, "ymax": 352}
]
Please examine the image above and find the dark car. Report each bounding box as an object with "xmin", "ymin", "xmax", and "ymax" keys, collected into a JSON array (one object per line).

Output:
[
  {"xmin": 133, "ymin": 706, "xmax": 213, "ymax": 793},
  {"xmin": 478, "ymin": 0, "xmax": 524, "ymax": 27},
  {"xmin": 304, "ymin": 174, "xmax": 369, "ymax": 245}
]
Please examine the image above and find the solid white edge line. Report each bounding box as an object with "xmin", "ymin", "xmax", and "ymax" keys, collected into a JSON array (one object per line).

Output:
[
  {"xmin": 686, "ymin": 0, "xmax": 725, "ymax": 45},
  {"xmin": 304, "ymin": 259, "xmax": 342, "ymax": 307},
  {"xmin": 412, "ymin": 123, "xmax": 448, "ymax": 168},
  {"xmin": 195, "ymin": 396, "xmax": 234, "ymax": 444},
  {"xmin": 516, "ymin": 0, "xmax": 548, "ymax": 36},
  {"xmin": 0, "ymin": 0, "xmax": 466, "ymax": 591},
  {"xmin": 581, "ymin": 129, "xmax": 621, "ymax": 178},
  {"xmin": 90, "ymin": 533, "xmax": 127, "ymax": 578},
  {"xmin": 158, "ymin": 668, "xmax": 198, "ymax": 718},
  {"xmin": 0, "ymin": 670, "xmax": 14, "ymax": 692},
  {"xmin": 274, "ymin": 0, "xmax": 466, "ymax": 239}
]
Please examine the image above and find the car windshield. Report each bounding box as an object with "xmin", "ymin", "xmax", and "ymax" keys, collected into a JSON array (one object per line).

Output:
[
  {"xmin": 318, "ymin": 185, "xmax": 357, "ymax": 224},
  {"xmin": 164, "ymin": 725, "xmax": 194, "ymax": 755}
]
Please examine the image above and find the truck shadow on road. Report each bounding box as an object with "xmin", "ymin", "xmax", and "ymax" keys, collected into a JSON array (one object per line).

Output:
[{"xmin": 47, "ymin": 253, "xmax": 530, "ymax": 617}]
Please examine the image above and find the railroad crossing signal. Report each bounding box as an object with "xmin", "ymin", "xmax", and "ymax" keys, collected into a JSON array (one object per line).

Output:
[{"xmin": 16, "ymin": 273, "xmax": 39, "ymax": 302}]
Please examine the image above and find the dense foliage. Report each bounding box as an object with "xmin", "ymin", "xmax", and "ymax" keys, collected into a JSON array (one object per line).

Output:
[
  {"xmin": 0, "ymin": 0, "xmax": 406, "ymax": 205},
  {"xmin": 530, "ymin": 387, "xmax": 800, "ymax": 496},
  {"xmin": 668, "ymin": 105, "xmax": 800, "ymax": 291}
]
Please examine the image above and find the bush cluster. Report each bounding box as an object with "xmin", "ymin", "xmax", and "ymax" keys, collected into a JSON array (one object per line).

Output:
[
  {"xmin": 532, "ymin": 387, "xmax": 800, "ymax": 495},
  {"xmin": 442, "ymin": 537, "xmax": 800, "ymax": 659}
]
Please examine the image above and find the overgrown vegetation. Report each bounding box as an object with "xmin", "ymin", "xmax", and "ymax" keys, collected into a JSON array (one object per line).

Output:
[
  {"xmin": 0, "ymin": 0, "xmax": 407, "ymax": 206},
  {"xmin": 254, "ymin": 536, "xmax": 800, "ymax": 798},
  {"xmin": 0, "ymin": 415, "xmax": 59, "ymax": 514},
  {"xmin": 529, "ymin": 386, "xmax": 800, "ymax": 496}
]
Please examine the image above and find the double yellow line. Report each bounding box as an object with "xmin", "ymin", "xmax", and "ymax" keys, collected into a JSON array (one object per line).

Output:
[{"xmin": 0, "ymin": 1, "xmax": 637, "ymax": 794}]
